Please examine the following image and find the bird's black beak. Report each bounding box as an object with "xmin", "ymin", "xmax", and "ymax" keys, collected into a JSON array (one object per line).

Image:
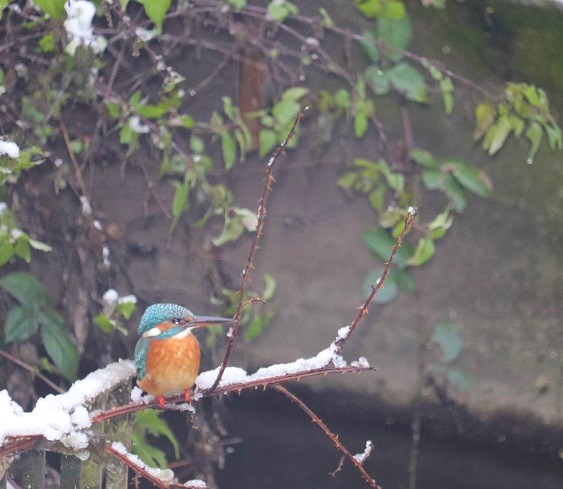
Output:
[{"xmin": 188, "ymin": 316, "xmax": 235, "ymax": 328}]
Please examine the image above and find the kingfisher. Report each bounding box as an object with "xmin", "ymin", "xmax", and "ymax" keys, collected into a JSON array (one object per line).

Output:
[{"xmin": 134, "ymin": 303, "xmax": 233, "ymax": 408}]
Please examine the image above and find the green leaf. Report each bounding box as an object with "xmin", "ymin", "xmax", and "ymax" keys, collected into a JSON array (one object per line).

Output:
[
  {"xmin": 364, "ymin": 65, "xmax": 390, "ymax": 95},
  {"xmin": 474, "ymin": 102, "xmax": 496, "ymax": 140},
  {"xmin": 0, "ymin": 272, "xmax": 48, "ymax": 307},
  {"xmin": 262, "ymin": 273, "xmax": 277, "ymax": 301},
  {"xmin": 34, "ymin": 0, "xmax": 66, "ymax": 19},
  {"xmin": 410, "ymin": 148, "xmax": 438, "ymax": 169},
  {"xmin": 369, "ymin": 187, "xmax": 386, "ymax": 213},
  {"xmin": 0, "ymin": 241, "xmax": 14, "ymax": 266},
  {"xmin": 5, "ymin": 306, "xmax": 39, "ymax": 343},
  {"xmin": 221, "ymin": 132, "xmax": 236, "ymax": 170},
  {"xmin": 259, "ymin": 129, "xmax": 277, "ymax": 158},
  {"xmin": 136, "ymin": 409, "xmax": 180, "ymax": 458},
  {"xmin": 384, "ymin": 0, "xmax": 406, "ymax": 19},
  {"xmin": 333, "ymin": 89, "xmax": 350, "ymax": 109},
  {"xmin": 356, "ymin": 0, "xmax": 384, "ymax": 18},
  {"xmin": 94, "ymin": 313, "xmax": 113, "ymax": 333},
  {"xmin": 363, "ymin": 269, "xmax": 398, "ymax": 304},
  {"xmin": 38, "ymin": 32, "xmax": 55, "ymax": 53},
  {"xmin": 431, "ymin": 323, "xmax": 462, "ymax": 364},
  {"xmin": 138, "ymin": 0, "xmax": 172, "ymax": 30},
  {"xmin": 406, "ymin": 237, "xmax": 435, "ymax": 266},
  {"xmin": 14, "ymin": 238, "xmax": 31, "ymax": 263},
  {"xmin": 40, "ymin": 319, "xmax": 79, "ymax": 381},
  {"xmin": 212, "ymin": 212, "xmax": 244, "ymax": 247},
  {"xmin": 131, "ymin": 430, "xmax": 168, "ymax": 469},
  {"xmin": 449, "ymin": 161, "xmax": 492, "ymax": 198},
  {"xmin": 359, "ymin": 31, "xmax": 379, "ymax": 64},
  {"xmin": 362, "ymin": 227, "xmax": 413, "ymax": 269},
  {"xmin": 544, "ymin": 124, "xmax": 562, "ymax": 150},
  {"xmin": 443, "ymin": 174, "xmax": 467, "ymax": 212},
  {"xmin": 136, "ymin": 103, "xmax": 167, "ymax": 119},
  {"xmin": 282, "ymin": 87, "xmax": 309, "ymax": 102},
  {"xmin": 244, "ymin": 313, "xmax": 272, "ymax": 341},
  {"xmin": 421, "ymin": 170, "xmax": 442, "ymax": 190},
  {"xmin": 318, "ymin": 7, "xmax": 335, "ymax": 27},
  {"xmin": 354, "ymin": 111, "xmax": 369, "ymax": 138},
  {"xmin": 440, "ymin": 77, "xmax": 454, "ymax": 115},
  {"xmin": 393, "ymin": 268, "xmax": 416, "ymax": 292},
  {"xmin": 525, "ymin": 122, "xmax": 543, "ymax": 163},
  {"xmin": 378, "ymin": 15, "xmax": 411, "ymax": 61},
  {"xmin": 117, "ymin": 301, "xmax": 136, "ymax": 320},
  {"xmin": 272, "ymin": 100, "xmax": 300, "ymax": 125},
  {"xmin": 190, "ymin": 135, "xmax": 205, "ymax": 154},
  {"xmin": 178, "ymin": 115, "xmax": 195, "ymax": 128},
  {"xmin": 386, "ymin": 62, "xmax": 427, "ymax": 102},
  {"xmin": 171, "ymin": 180, "xmax": 190, "ymax": 229},
  {"xmin": 483, "ymin": 116, "xmax": 511, "ymax": 155}
]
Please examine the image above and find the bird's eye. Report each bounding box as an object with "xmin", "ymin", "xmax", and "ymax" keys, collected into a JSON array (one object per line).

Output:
[{"xmin": 172, "ymin": 318, "xmax": 182, "ymax": 325}]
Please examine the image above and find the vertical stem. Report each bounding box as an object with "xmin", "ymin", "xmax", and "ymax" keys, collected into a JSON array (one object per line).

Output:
[{"xmin": 20, "ymin": 450, "xmax": 45, "ymax": 489}]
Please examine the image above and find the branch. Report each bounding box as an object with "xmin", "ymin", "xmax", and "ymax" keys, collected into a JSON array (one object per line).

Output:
[
  {"xmin": 0, "ymin": 349, "xmax": 64, "ymax": 394},
  {"xmin": 333, "ymin": 208, "xmax": 417, "ymax": 354},
  {"xmin": 274, "ymin": 385, "xmax": 381, "ymax": 489},
  {"xmin": 208, "ymin": 107, "xmax": 308, "ymax": 392}
]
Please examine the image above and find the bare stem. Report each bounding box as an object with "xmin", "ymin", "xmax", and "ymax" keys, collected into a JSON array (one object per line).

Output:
[
  {"xmin": 274, "ymin": 385, "xmax": 381, "ymax": 489},
  {"xmin": 0, "ymin": 349, "xmax": 64, "ymax": 394},
  {"xmin": 207, "ymin": 108, "xmax": 308, "ymax": 392},
  {"xmin": 333, "ymin": 209, "xmax": 417, "ymax": 354}
]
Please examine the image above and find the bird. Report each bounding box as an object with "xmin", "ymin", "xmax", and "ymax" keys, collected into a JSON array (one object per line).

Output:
[{"xmin": 134, "ymin": 303, "xmax": 233, "ymax": 408}]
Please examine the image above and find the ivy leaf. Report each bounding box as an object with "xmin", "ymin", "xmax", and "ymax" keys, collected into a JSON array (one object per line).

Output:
[
  {"xmin": 5, "ymin": 306, "xmax": 39, "ymax": 343},
  {"xmin": 407, "ymin": 237, "xmax": 435, "ymax": 266},
  {"xmin": 40, "ymin": 314, "xmax": 79, "ymax": 382}
]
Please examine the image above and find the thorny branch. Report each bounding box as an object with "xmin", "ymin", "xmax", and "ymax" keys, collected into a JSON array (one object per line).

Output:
[
  {"xmin": 274, "ymin": 385, "xmax": 381, "ymax": 489},
  {"xmin": 206, "ymin": 107, "xmax": 308, "ymax": 393},
  {"xmin": 333, "ymin": 209, "xmax": 417, "ymax": 354}
]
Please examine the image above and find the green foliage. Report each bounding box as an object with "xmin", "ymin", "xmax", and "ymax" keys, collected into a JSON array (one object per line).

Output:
[
  {"xmin": 132, "ymin": 409, "xmax": 181, "ymax": 468},
  {"xmin": 212, "ymin": 207, "xmax": 258, "ymax": 247},
  {"xmin": 137, "ymin": 0, "xmax": 172, "ymax": 30},
  {"xmin": 0, "ymin": 272, "xmax": 79, "ymax": 381},
  {"xmin": 209, "ymin": 274, "xmax": 276, "ymax": 346},
  {"xmin": 475, "ymin": 83, "xmax": 562, "ymax": 163},
  {"xmin": 34, "ymin": 0, "xmax": 66, "ymax": 19},
  {"xmin": 355, "ymin": 0, "xmax": 406, "ymax": 20},
  {"xmin": 0, "ymin": 204, "xmax": 51, "ymax": 267},
  {"xmin": 258, "ymin": 87, "xmax": 309, "ymax": 157},
  {"xmin": 431, "ymin": 323, "xmax": 462, "ymax": 364},
  {"xmin": 0, "ymin": 147, "xmax": 45, "ymax": 186},
  {"xmin": 94, "ymin": 291, "xmax": 136, "ymax": 336},
  {"xmin": 267, "ymin": 0, "xmax": 299, "ymax": 22}
]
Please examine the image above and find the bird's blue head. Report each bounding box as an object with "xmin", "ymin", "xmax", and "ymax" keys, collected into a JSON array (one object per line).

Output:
[{"xmin": 137, "ymin": 303, "xmax": 192, "ymax": 336}]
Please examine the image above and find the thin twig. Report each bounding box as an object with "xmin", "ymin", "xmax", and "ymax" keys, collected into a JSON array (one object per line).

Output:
[
  {"xmin": 0, "ymin": 349, "xmax": 64, "ymax": 394},
  {"xmin": 60, "ymin": 118, "xmax": 89, "ymax": 203},
  {"xmin": 333, "ymin": 208, "xmax": 417, "ymax": 354},
  {"xmin": 207, "ymin": 107, "xmax": 308, "ymax": 392},
  {"xmin": 274, "ymin": 385, "xmax": 381, "ymax": 489}
]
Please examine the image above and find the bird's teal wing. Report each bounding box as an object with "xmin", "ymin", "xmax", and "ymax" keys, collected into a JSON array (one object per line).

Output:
[{"xmin": 134, "ymin": 338, "xmax": 150, "ymax": 381}]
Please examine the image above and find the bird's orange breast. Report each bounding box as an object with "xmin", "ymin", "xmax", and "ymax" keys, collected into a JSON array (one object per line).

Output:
[{"xmin": 137, "ymin": 332, "xmax": 201, "ymax": 397}]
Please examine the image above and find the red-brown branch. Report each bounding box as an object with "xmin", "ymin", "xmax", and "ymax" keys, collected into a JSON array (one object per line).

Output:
[
  {"xmin": 0, "ymin": 349, "xmax": 64, "ymax": 394},
  {"xmin": 274, "ymin": 385, "xmax": 381, "ymax": 489},
  {"xmin": 207, "ymin": 108, "xmax": 308, "ymax": 392},
  {"xmin": 333, "ymin": 209, "xmax": 417, "ymax": 354}
]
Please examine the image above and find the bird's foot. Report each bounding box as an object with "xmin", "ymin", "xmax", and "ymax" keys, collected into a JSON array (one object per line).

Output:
[
  {"xmin": 183, "ymin": 389, "xmax": 191, "ymax": 403},
  {"xmin": 157, "ymin": 395, "xmax": 166, "ymax": 409}
]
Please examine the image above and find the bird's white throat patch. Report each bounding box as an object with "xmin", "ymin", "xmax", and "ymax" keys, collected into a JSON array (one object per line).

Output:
[{"xmin": 141, "ymin": 326, "xmax": 194, "ymax": 339}]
